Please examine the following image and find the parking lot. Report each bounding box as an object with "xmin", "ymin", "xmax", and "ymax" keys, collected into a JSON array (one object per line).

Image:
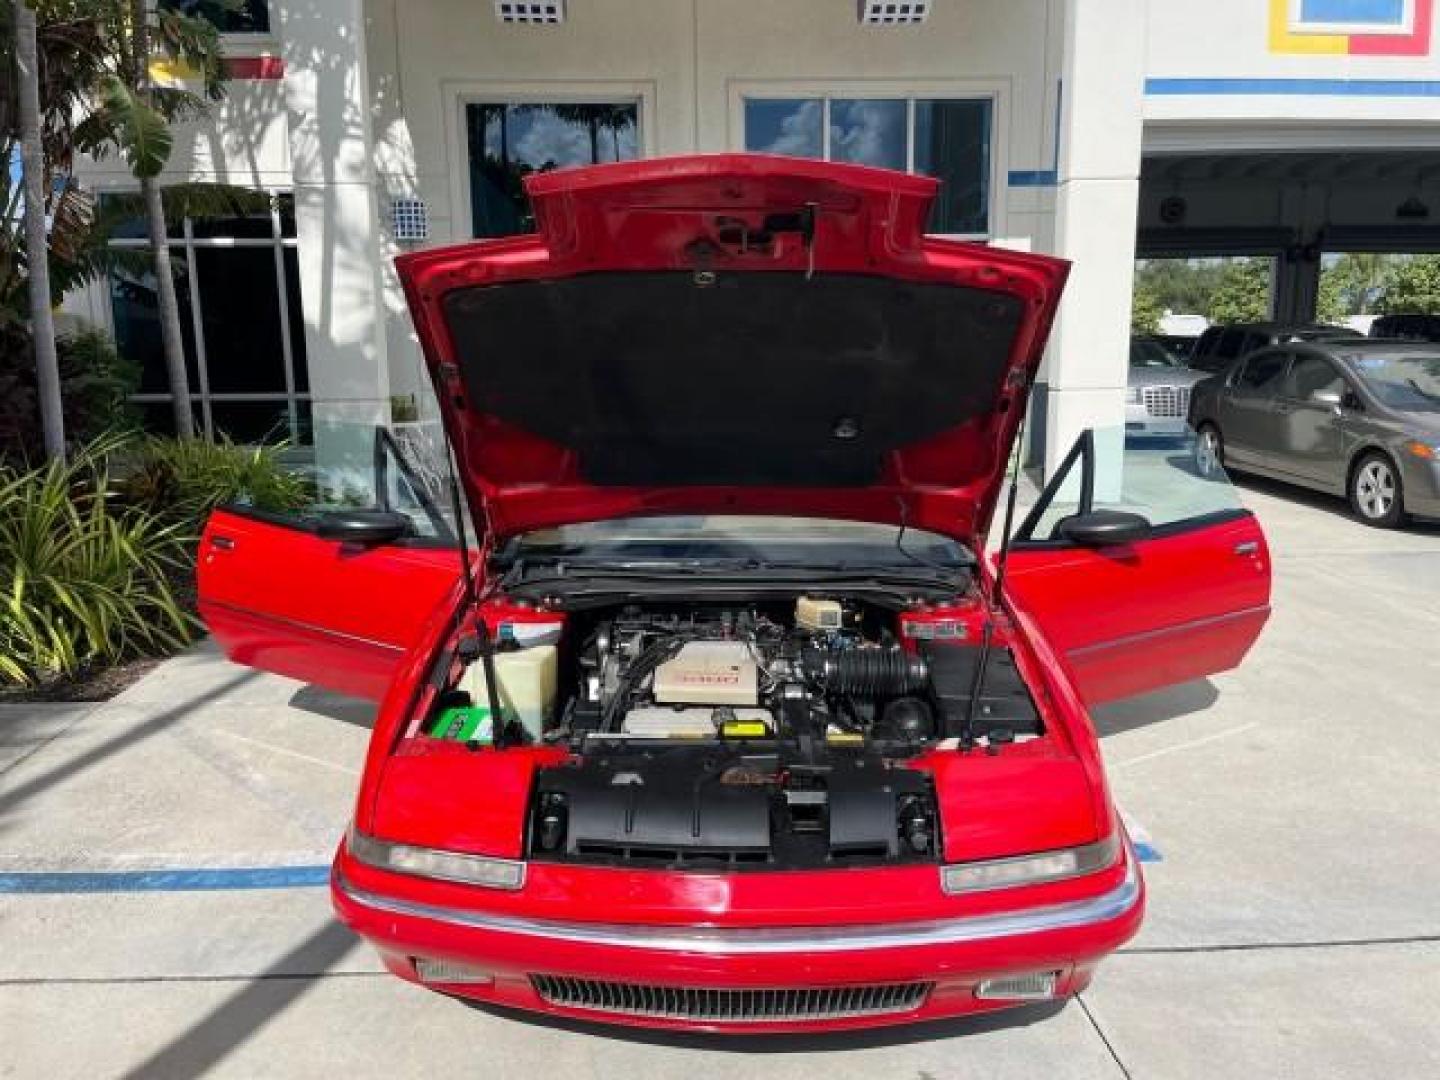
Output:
[{"xmin": 3, "ymin": 476, "xmax": 1439, "ymax": 1080}]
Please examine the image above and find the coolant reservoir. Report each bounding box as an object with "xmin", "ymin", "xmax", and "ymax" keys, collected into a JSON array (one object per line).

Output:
[{"xmin": 460, "ymin": 645, "xmax": 557, "ymax": 744}]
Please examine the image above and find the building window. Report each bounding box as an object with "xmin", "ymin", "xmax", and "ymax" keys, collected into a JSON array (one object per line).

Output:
[
  {"xmin": 743, "ymin": 96, "xmax": 993, "ymax": 237},
  {"xmin": 106, "ymin": 193, "xmax": 310, "ymax": 444},
  {"xmin": 159, "ymin": 0, "xmax": 271, "ymax": 34},
  {"xmin": 465, "ymin": 102, "xmax": 640, "ymax": 238}
]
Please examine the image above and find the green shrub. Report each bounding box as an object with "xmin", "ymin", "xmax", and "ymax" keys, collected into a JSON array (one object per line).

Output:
[
  {"xmin": 0, "ymin": 326, "xmax": 139, "ymax": 466},
  {"xmin": 119, "ymin": 435, "xmax": 310, "ymax": 539},
  {"xmin": 0, "ymin": 441, "xmax": 196, "ymax": 686}
]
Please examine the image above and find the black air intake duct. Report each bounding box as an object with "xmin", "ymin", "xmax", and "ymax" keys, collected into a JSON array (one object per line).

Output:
[{"xmin": 805, "ymin": 648, "xmax": 928, "ymax": 697}]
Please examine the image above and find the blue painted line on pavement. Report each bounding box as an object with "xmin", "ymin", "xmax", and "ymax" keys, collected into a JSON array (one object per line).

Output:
[
  {"xmin": 0, "ymin": 865, "xmax": 332, "ymax": 894},
  {"xmin": 1133, "ymin": 841, "xmax": 1163, "ymax": 863}
]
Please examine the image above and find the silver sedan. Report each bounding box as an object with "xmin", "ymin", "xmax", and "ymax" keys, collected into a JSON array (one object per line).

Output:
[
  {"xmin": 1127, "ymin": 339, "xmax": 1209, "ymax": 439},
  {"xmin": 1188, "ymin": 341, "xmax": 1440, "ymax": 528}
]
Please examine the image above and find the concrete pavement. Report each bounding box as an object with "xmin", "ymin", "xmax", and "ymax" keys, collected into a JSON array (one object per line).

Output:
[{"xmin": 3, "ymin": 474, "xmax": 1439, "ymax": 1078}]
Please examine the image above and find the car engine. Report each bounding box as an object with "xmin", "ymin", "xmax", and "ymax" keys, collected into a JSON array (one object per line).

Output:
[
  {"xmin": 524, "ymin": 599, "xmax": 956, "ymax": 872},
  {"xmin": 566, "ymin": 600, "xmax": 938, "ymax": 745},
  {"xmin": 433, "ymin": 598, "xmax": 1043, "ymax": 872}
]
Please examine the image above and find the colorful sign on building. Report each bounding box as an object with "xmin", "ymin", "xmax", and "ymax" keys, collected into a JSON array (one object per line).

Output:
[{"xmin": 1270, "ymin": 0, "xmax": 1435, "ymax": 55}]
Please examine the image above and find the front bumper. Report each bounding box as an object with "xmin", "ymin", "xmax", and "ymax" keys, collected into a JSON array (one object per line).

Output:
[
  {"xmin": 1399, "ymin": 453, "xmax": 1440, "ymax": 519},
  {"xmin": 1125, "ymin": 402, "xmax": 1189, "ymax": 438},
  {"xmin": 332, "ymin": 847, "xmax": 1145, "ymax": 1032}
]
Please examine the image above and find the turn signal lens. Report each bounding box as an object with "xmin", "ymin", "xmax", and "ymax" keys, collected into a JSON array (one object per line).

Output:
[
  {"xmin": 348, "ymin": 827, "xmax": 525, "ymax": 890},
  {"xmin": 940, "ymin": 835, "xmax": 1120, "ymax": 895},
  {"xmin": 1404, "ymin": 440, "xmax": 1437, "ymax": 461}
]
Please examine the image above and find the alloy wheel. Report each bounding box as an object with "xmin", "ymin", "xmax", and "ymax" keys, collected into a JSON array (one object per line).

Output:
[
  {"xmin": 1355, "ymin": 459, "xmax": 1397, "ymax": 520},
  {"xmin": 1195, "ymin": 427, "xmax": 1222, "ymax": 477}
]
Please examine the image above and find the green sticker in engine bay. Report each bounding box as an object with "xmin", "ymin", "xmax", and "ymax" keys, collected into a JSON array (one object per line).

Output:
[{"xmin": 427, "ymin": 705, "xmax": 494, "ymax": 743}]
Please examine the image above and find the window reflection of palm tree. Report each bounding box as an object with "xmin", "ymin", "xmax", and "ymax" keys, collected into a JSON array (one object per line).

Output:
[
  {"xmin": 537, "ymin": 104, "xmax": 635, "ymax": 163},
  {"xmin": 470, "ymin": 103, "xmax": 635, "ymax": 236}
]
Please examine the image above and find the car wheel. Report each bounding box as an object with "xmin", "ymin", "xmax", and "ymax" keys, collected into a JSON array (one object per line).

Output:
[
  {"xmin": 1195, "ymin": 424, "xmax": 1224, "ymax": 478},
  {"xmin": 1348, "ymin": 452, "xmax": 1407, "ymax": 529}
]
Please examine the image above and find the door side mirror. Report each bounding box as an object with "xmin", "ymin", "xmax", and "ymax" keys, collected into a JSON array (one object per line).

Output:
[
  {"xmin": 316, "ymin": 509, "xmax": 414, "ymax": 545},
  {"xmin": 1310, "ymin": 388, "xmax": 1342, "ymax": 407},
  {"xmin": 1056, "ymin": 510, "xmax": 1153, "ymax": 548}
]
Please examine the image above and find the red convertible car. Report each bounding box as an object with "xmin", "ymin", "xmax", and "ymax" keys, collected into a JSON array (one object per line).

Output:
[{"xmin": 197, "ymin": 155, "xmax": 1271, "ymax": 1032}]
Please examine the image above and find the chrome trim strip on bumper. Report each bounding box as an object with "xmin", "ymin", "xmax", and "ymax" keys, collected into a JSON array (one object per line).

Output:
[{"xmin": 334, "ymin": 854, "xmax": 1140, "ymax": 957}]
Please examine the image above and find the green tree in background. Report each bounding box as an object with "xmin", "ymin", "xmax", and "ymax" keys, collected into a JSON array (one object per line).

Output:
[
  {"xmin": 1376, "ymin": 255, "xmax": 1440, "ymax": 315},
  {"xmin": 1133, "ymin": 258, "xmax": 1228, "ymax": 316},
  {"xmin": 1318, "ymin": 253, "xmax": 1390, "ymax": 322},
  {"xmin": 1206, "ymin": 259, "xmax": 1271, "ymax": 324},
  {"xmin": 1131, "ymin": 281, "xmax": 1163, "ymax": 334}
]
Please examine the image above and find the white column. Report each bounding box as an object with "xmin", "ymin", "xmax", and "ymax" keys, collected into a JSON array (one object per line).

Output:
[
  {"xmin": 1042, "ymin": 0, "xmax": 1148, "ymax": 476},
  {"xmin": 278, "ymin": 0, "xmax": 389, "ymax": 478}
]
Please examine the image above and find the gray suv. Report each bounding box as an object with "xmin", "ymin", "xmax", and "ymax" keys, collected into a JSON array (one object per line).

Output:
[{"xmin": 1188, "ymin": 341, "xmax": 1440, "ymax": 528}]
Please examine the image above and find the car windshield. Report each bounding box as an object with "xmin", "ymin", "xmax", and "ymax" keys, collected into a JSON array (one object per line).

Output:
[
  {"xmin": 1345, "ymin": 353, "xmax": 1440, "ymax": 412},
  {"xmin": 503, "ymin": 515, "xmax": 972, "ymax": 571},
  {"xmin": 1130, "ymin": 340, "xmax": 1181, "ymax": 368}
]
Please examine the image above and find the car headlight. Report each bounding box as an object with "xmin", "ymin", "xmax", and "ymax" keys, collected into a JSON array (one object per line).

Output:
[
  {"xmin": 1126, "ymin": 386, "xmax": 1143, "ymax": 404},
  {"xmin": 939, "ymin": 834, "xmax": 1120, "ymax": 895},
  {"xmin": 347, "ymin": 827, "xmax": 526, "ymax": 890}
]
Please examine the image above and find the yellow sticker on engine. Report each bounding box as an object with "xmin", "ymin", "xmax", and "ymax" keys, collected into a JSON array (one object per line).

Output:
[{"xmin": 721, "ymin": 721, "xmax": 769, "ymax": 738}]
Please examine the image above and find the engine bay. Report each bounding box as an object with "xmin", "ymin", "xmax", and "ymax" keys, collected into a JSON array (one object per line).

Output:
[{"xmin": 421, "ymin": 596, "xmax": 1043, "ymax": 871}]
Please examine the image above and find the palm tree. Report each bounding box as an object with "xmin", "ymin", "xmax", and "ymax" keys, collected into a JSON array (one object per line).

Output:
[
  {"xmin": 9, "ymin": 0, "xmax": 63, "ymax": 459},
  {"xmin": 72, "ymin": 0, "xmax": 230, "ymax": 438}
]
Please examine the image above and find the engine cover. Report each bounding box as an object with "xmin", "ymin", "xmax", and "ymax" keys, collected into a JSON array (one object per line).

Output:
[
  {"xmin": 529, "ymin": 746, "xmax": 939, "ymax": 870},
  {"xmin": 652, "ymin": 640, "xmax": 758, "ymax": 705}
]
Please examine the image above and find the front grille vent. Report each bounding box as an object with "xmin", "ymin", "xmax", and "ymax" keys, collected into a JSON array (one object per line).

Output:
[
  {"xmin": 1141, "ymin": 384, "xmax": 1191, "ymax": 419},
  {"xmin": 530, "ymin": 975, "xmax": 931, "ymax": 1021}
]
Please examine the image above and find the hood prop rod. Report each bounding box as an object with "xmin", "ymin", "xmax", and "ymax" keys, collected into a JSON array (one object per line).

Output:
[
  {"xmin": 963, "ymin": 395, "xmax": 1029, "ymax": 747},
  {"xmin": 445, "ymin": 436, "xmax": 507, "ymax": 749}
]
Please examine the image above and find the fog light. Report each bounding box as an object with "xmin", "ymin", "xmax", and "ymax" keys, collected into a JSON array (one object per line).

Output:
[
  {"xmin": 974, "ymin": 971, "xmax": 1060, "ymax": 1001},
  {"xmin": 413, "ymin": 957, "xmax": 495, "ymax": 985}
]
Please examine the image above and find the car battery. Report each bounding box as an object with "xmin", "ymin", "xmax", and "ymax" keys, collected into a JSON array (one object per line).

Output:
[{"xmin": 426, "ymin": 704, "xmax": 494, "ymax": 744}]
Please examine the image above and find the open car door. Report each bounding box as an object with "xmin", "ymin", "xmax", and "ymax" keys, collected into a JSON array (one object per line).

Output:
[
  {"xmin": 1002, "ymin": 428, "xmax": 1271, "ymax": 706},
  {"xmin": 197, "ymin": 428, "xmax": 462, "ymax": 701}
]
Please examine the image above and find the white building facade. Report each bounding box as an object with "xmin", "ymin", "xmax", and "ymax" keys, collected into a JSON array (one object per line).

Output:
[{"xmin": 69, "ymin": 0, "xmax": 1440, "ymax": 472}]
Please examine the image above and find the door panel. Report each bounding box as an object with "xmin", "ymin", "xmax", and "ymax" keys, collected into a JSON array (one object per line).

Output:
[
  {"xmin": 1007, "ymin": 428, "xmax": 1272, "ymax": 706},
  {"xmin": 1006, "ymin": 516, "xmax": 1270, "ymax": 705},
  {"xmin": 1270, "ymin": 354, "xmax": 1349, "ymax": 490},
  {"xmin": 1223, "ymin": 350, "xmax": 1290, "ymax": 468},
  {"xmin": 198, "ymin": 509, "xmax": 460, "ymax": 700}
]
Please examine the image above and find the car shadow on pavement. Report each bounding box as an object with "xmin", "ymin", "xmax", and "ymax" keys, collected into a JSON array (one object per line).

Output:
[
  {"xmin": 1091, "ymin": 679, "xmax": 1220, "ymax": 739},
  {"xmin": 1230, "ymin": 471, "xmax": 1440, "ymax": 534},
  {"xmin": 288, "ymin": 685, "xmax": 377, "ymax": 729},
  {"xmin": 459, "ymin": 998, "xmax": 1068, "ymax": 1052}
]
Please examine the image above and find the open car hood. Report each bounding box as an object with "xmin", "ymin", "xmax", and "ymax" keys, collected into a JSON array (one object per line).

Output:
[{"xmin": 396, "ymin": 155, "xmax": 1068, "ymax": 546}]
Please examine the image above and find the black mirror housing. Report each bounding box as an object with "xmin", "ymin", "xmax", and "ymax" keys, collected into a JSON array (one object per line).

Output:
[
  {"xmin": 315, "ymin": 509, "xmax": 413, "ymax": 545},
  {"xmin": 1057, "ymin": 510, "xmax": 1152, "ymax": 548}
]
